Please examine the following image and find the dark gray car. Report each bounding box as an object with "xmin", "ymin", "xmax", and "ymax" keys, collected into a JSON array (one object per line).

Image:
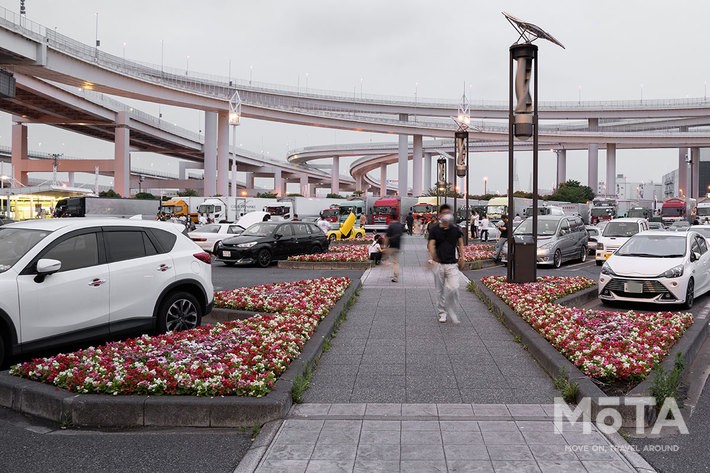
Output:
[{"xmin": 502, "ymin": 216, "xmax": 589, "ymax": 268}]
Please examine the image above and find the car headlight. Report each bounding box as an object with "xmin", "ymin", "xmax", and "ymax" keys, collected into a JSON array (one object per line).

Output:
[
  {"xmin": 237, "ymin": 241, "xmax": 258, "ymax": 248},
  {"xmin": 659, "ymin": 265, "xmax": 684, "ymax": 279},
  {"xmin": 601, "ymin": 262, "xmax": 616, "ymax": 276},
  {"xmin": 215, "ymin": 240, "xmax": 223, "ymax": 248},
  {"xmin": 539, "ymin": 241, "xmax": 555, "ymax": 250}
]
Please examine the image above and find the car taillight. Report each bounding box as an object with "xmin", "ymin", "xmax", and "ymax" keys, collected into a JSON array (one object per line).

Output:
[
  {"xmin": 193, "ymin": 252, "xmax": 212, "ymax": 264},
  {"xmin": 191, "ymin": 237, "xmax": 207, "ymax": 242}
]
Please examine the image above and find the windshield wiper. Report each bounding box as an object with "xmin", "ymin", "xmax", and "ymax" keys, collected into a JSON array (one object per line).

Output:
[{"xmin": 620, "ymin": 253, "xmax": 682, "ymax": 258}]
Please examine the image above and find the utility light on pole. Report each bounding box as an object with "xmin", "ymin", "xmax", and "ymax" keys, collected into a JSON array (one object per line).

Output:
[
  {"xmin": 503, "ymin": 11, "xmax": 564, "ymax": 283},
  {"xmin": 229, "ymin": 90, "xmax": 242, "ymax": 197}
]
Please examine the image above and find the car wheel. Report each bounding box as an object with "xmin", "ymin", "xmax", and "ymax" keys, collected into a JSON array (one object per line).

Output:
[
  {"xmin": 310, "ymin": 244, "xmax": 322, "ymax": 254},
  {"xmin": 0, "ymin": 335, "xmax": 6, "ymax": 368},
  {"xmin": 157, "ymin": 291, "xmax": 202, "ymax": 333},
  {"xmin": 596, "ymin": 260, "xmax": 603, "ymax": 266},
  {"xmin": 553, "ymin": 249, "xmax": 562, "ymax": 268},
  {"xmin": 256, "ymin": 249, "xmax": 272, "ymax": 268},
  {"xmin": 683, "ymin": 278, "xmax": 695, "ymax": 310},
  {"xmin": 212, "ymin": 242, "xmax": 220, "ymax": 254},
  {"xmin": 579, "ymin": 246, "xmax": 587, "ymax": 262},
  {"xmin": 223, "ymin": 262, "xmax": 235, "ymax": 267},
  {"xmin": 328, "ymin": 234, "xmax": 337, "ymax": 242}
]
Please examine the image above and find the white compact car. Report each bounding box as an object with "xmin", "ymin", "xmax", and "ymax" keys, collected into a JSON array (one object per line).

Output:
[
  {"xmin": 599, "ymin": 230, "xmax": 710, "ymax": 309},
  {"xmin": 0, "ymin": 219, "xmax": 214, "ymax": 366},
  {"xmin": 189, "ymin": 223, "xmax": 245, "ymax": 253},
  {"xmin": 595, "ymin": 218, "xmax": 649, "ymax": 265}
]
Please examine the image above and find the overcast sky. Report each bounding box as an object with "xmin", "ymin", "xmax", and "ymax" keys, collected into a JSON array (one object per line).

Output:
[{"xmin": 0, "ymin": 0, "xmax": 705, "ymax": 193}]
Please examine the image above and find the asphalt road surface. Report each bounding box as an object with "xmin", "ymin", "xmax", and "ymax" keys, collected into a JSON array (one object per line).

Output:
[{"xmin": 0, "ymin": 407, "xmax": 252, "ymax": 473}]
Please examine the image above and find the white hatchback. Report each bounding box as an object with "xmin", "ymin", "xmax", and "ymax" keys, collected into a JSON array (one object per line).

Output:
[
  {"xmin": 0, "ymin": 219, "xmax": 214, "ymax": 366},
  {"xmin": 599, "ymin": 230, "xmax": 710, "ymax": 309}
]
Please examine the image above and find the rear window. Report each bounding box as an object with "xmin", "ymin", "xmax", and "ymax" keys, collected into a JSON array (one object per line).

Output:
[
  {"xmin": 147, "ymin": 228, "xmax": 177, "ymax": 253},
  {"xmin": 105, "ymin": 231, "xmax": 154, "ymax": 263}
]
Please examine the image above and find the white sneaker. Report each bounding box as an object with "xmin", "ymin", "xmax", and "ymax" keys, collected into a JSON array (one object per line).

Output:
[{"xmin": 438, "ymin": 314, "xmax": 447, "ymax": 323}]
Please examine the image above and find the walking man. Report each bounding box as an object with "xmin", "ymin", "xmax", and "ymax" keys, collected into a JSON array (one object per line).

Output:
[
  {"xmin": 480, "ymin": 214, "xmax": 490, "ymax": 241},
  {"xmin": 428, "ymin": 204, "xmax": 464, "ymax": 324},
  {"xmin": 406, "ymin": 212, "xmax": 414, "ymax": 236},
  {"xmin": 384, "ymin": 213, "xmax": 404, "ymax": 283},
  {"xmin": 494, "ymin": 214, "xmax": 509, "ymax": 262}
]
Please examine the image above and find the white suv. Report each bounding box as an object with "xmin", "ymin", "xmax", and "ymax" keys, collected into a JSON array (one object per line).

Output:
[{"xmin": 0, "ymin": 219, "xmax": 214, "ymax": 365}]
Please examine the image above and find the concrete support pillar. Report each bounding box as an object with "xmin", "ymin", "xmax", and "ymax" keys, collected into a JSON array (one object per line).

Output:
[
  {"xmin": 217, "ymin": 111, "xmax": 230, "ymax": 196},
  {"xmin": 423, "ymin": 153, "xmax": 432, "ymax": 192},
  {"xmin": 67, "ymin": 172, "xmax": 75, "ymax": 187},
  {"xmin": 606, "ymin": 144, "xmax": 616, "ymax": 197},
  {"xmin": 588, "ymin": 118, "xmax": 599, "ymax": 194},
  {"xmin": 398, "ymin": 114, "xmax": 409, "ymax": 196},
  {"xmin": 331, "ymin": 156, "xmax": 340, "ymax": 195},
  {"xmin": 230, "ymin": 160, "xmax": 237, "ymax": 197},
  {"xmin": 556, "ymin": 150, "xmax": 567, "ymax": 187},
  {"xmin": 203, "ymin": 111, "xmax": 218, "ymax": 196},
  {"xmin": 274, "ymin": 169, "xmax": 283, "ymax": 197},
  {"xmin": 692, "ymin": 147, "xmax": 701, "ymax": 200},
  {"xmin": 246, "ymin": 172, "xmax": 255, "ymax": 190},
  {"xmin": 380, "ymin": 164, "xmax": 387, "ymax": 197},
  {"xmin": 300, "ymin": 174, "xmax": 309, "ymax": 197},
  {"xmin": 679, "ymin": 147, "xmax": 689, "ymax": 198},
  {"xmin": 113, "ymin": 111, "xmax": 130, "ymax": 197},
  {"xmin": 412, "ymin": 135, "xmax": 423, "ymax": 196},
  {"xmin": 11, "ymin": 122, "xmax": 28, "ymax": 187},
  {"xmin": 355, "ymin": 174, "xmax": 363, "ymax": 193}
]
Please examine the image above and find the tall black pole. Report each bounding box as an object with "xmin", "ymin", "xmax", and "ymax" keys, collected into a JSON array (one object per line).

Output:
[
  {"xmin": 465, "ymin": 133, "xmax": 470, "ymax": 245},
  {"xmin": 507, "ymin": 46, "xmax": 515, "ymax": 282},
  {"xmin": 531, "ymin": 46, "xmax": 539, "ymax": 282}
]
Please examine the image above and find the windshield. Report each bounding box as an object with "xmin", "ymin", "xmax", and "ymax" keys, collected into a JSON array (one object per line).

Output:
[
  {"xmin": 242, "ymin": 222, "xmax": 280, "ymax": 236},
  {"xmin": 487, "ymin": 205, "xmax": 506, "ymax": 216},
  {"xmin": 321, "ymin": 209, "xmax": 338, "ymax": 218},
  {"xmin": 161, "ymin": 205, "xmax": 176, "ymax": 215},
  {"xmin": 0, "ymin": 228, "xmax": 52, "ymax": 273},
  {"xmin": 197, "ymin": 204, "xmax": 215, "ymax": 214},
  {"xmin": 591, "ymin": 208, "xmax": 614, "ymax": 217},
  {"xmin": 195, "ymin": 224, "xmax": 220, "ymax": 234},
  {"xmin": 412, "ymin": 204, "xmax": 435, "ymax": 214},
  {"xmin": 374, "ymin": 206, "xmax": 394, "ymax": 215},
  {"xmin": 698, "ymin": 206, "xmax": 710, "ymax": 217},
  {"xmin": 616, "ymin": 235, "xmax": 686, "ymax": 258},
  {"xmin": 627, "ymin": 209, "xmax": 649, "ymax": 218},
  {"xmin": 603, "ymin": 221, "xmax": 640, "ymax": 238},
  {"xmin": 265, "ymin": 206, "xmax": 288, "ymax": 216},
  {"xmin": 514, "ymin": 218, "xmax": 559, "ymax": 236},
  {"xmin": 662, "ymin": 206, "xmax": 684, "ymax": 217}
]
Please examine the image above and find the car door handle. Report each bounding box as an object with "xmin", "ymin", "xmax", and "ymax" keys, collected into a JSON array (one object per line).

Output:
[
  {"xmin": 88, "ymin": 278, "xmax": 106, "ymax": 287},
  {"xmin": 157, "ymin": 264, "xmax": 171, "ymax": 272}
]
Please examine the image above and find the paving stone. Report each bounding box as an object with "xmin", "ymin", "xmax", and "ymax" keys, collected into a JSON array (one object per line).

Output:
[
  {"xmin": 311, "ymin": 443, "xmax": 357, "ymax": 461},
  {"xmin": 441, "ymin": 430, "xmax": 484, "ymax": 445},
  {"xmin": 364, "ymin": 403, "xmax": 402, "ymax": 417},
  {"xmin": 358, "ymin": 429, "xmax": 401, "ymax": 445},
  {"xmin": 520, "ymin": 430, "xmax": 569, "ymax": 445},
  {"xmin": 399, "ymin": 460, "xmax": 447, "ymax": 472},
  {"xmin": 290, "ymin": 404, "xmax": 331, "ymax": 417},
  {"xmin": 400, "ymin": 443, "xmax": 445, "ymax": 461},
  {"xmin": 362, "ymin": 420, "xmax": 401, "ymax": 431},
  {"xmin": 535, "ymin": 460, "xmax": 587, "ymax": 473},
  {"xmin": 515, "ymin": 420, "xmax": 559, "ymax": 433},
  {"xmin": 257, "ymin": 459, "xmax": 309, "ymax": 473},
  {"xmin": 282, "ymin": 419, "xmax": 326, "ymax": 432},
  {"xmin": 477, "ymin": 421, "xmax": 520, "ymax": 433},
  {"xmin": 352, "ymin": 460, "xmax": 400, "ymax": 473},
  {"xmin": 439, "ymin": 420, "xmax": 480, "ymax": 432},
  {"xmin": 265, "ymin": 444, "xmax": 316, "ymax": 461},
  {"xmin": 400, "ymin": 420, "xmax": 440, "ymax": 431},
  {"xmin": 401, "ymin": 430, "xmax": 442, "ymax": 445},
  {"xmin": 446, "ymin": 460, "xmax": 495, "ymax": 472},
  {"xmin": 401, "ymin": 403, "xmax": 437, "ymax": 417},
  {"xmin": 528, "ymin": 444, "xmax": 578, "ymax": 461},
  {"xmin": 304, "ymin": 460, "xmax": 355, "ymax": 473},
  {"xmin": 490, "ymin": 460, "xmax": 542, "ymax": 472},
  {"xmin": 472, "ymin": 404, "xmax": 511, "ymax": 417},
  {"xmin": 437, "ymin": 403, "xmax": 474, "ymax": 417},
  {"xmin": 506, "ymin": 404, "xmax": 547, "ymax": 417},
  {"xmin": 355, "ymin": 443, "xmax": 401, "ymax": 462},
  {"xmin": 481, "ymin": 430, "xmax": 526, "ymax": 446},
  {"xmin": 443, "ymin": 443, "xmax": 490, "ymax": 461},
  {"xmin": 486, "ymin": 444, "xmax": 534, "ymax": 461},
  {"xmin": 327, "ymin": 403, "xmax": 366, "ymax": 416}
]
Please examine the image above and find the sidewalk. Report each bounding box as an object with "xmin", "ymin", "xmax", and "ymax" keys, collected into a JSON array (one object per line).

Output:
[{"xmin": 247, "ymin": 236, "xmax": 645, "ymax": 473}]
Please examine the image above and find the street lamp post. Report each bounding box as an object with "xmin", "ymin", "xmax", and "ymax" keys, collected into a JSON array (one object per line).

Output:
[
  {"xmin": 483, "ymin": 176, "xmax": 488, "ymax": 196},
  {"xmin": 503, "ymin": 12, "xmax": 565, "ymax": 283},
  {"xmin": 453, "ymin": 91, "xmax": 471, "ymax": 245},
  {"xmin": 229, "ymin": 90, "xmax": 242, "ymax": 197},
  {"xmin": 436, "ymin": 158, "xmax": 447, "ymax": 210}
]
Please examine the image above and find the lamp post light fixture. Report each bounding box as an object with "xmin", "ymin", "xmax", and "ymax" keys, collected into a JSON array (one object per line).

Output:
[
  {"xmin": 436, "ymin": 157, "xmax": 447, "ymax": 210},
  {"xmin": 452, "ymin": 90, "xmax": 471, "ymax": 244},
  {"xmin": 503, "ymin": 11, "xmax": 564, "ymax": 283},
  {"xmin": 483, "ymin": 176, "xmax": 488, "ymax": 196}
]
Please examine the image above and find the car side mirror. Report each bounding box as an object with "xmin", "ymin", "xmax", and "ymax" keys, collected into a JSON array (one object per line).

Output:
[
  {"xmin": 34, "ymin": 258, "xmax": 61, "ymax": 283},
  {"xmin": 274, "ymin": 233, "xmax": 282, "ymax": 240},
  {"xmin": 692, "ymin": 251, "xmax": 701, "ymax": 262}
]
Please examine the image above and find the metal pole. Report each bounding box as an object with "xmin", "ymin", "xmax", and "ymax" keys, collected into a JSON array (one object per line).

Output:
[
  {"xmin": 507, "ymin": 46, "xmax": 515, "ymax": 282},
  {"xmin": 465, "ymin": 133, "xmax": 470, "ymax": 245},
  {"xmin": 531, "ymin": 46, "xmax": 539, "ymax": 282}
]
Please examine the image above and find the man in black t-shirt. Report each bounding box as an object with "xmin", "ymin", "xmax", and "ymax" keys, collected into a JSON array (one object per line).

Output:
[
  {"xmin": 427, "ymin": 204, "xmax": 464, "ymax": 324},
  {"xmin": 494, "ymin": 215, "xmax": 509, "ymax": 262},
  {"xmin": 385, "ymin": 214, "xmax": 404, "ymax": 283}
]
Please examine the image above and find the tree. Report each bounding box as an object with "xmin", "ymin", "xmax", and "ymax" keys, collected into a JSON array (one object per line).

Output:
[
  {"xmin": 256, "ymin": 192, "xmax": 278, "ymax": 198},
  {"xmin": 134, "ymin": 192, "xmax": 158, "ymax": 200},
  {"xmin": 177, "ymin": 189, "xmax": 199, "ymax": 197},
  {"xmin": 326, "ymin": 193, "xmax": 345, "ymax": 199},
  {"xmin": 422, "ymin": 185, "xmax": 462, "ymax": 198},
  {"xmin": 99, "ymin": 189, "xmax": 121, "ymax": 198},
  {"xmin": 549, "ymin": 180, "xmax": 595, "ymax": 203},
  {"xmin": 352, "ymin": 190, "xmax": 364, "ymax": 196}
]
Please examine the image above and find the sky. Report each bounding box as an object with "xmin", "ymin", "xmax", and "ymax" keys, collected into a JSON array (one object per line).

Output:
[{"xmin": 0, "ymin": 0, "xmax": 706, "ymax": 194}]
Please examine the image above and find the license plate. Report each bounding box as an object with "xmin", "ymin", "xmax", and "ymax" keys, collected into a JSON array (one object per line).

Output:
[
  {"xmin": 222, "ymin": 250, "xmax": 231, "ymax": 257},
  {"xmin": 624, "ymin": 281, "xmax": 643, "ymax": 294}
]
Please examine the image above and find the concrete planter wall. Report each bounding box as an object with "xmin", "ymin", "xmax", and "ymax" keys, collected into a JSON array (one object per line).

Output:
[{"xmin": 278, "ymin": 261, "xmax": 372, "ymax": 270}]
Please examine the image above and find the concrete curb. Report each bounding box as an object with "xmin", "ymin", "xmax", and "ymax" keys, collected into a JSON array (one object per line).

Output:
[
  {"xmin": 278, "ymin": 260, "xmax": 372, "ymax": 270},
  {"xmin": 0, "ymin": 280, "xmax": 362, "ymax": 429},
  {"xmin": 601, "ymin": 429, "xmax": 657, "ymax": 473},
  {"xmin": 462, "ymin": 259, "xmax": 498, "ymax": 271},
  {"xmin": 232, "ymin": 419, "xmax": 283, "ymax": 473},
  {"xmin": 205, "ymin": 308, "xmax": 263, "ymax": 323}
]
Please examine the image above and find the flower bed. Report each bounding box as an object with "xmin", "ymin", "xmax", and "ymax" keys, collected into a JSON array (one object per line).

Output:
[
  {"xmin": 482, "ymin": 276, "xmax": 694, "ymax": 381},
  {"xmin": 289, "ymin": 245, "xmax": 368, "ymax": 263},
  {"xmin": 463, "ymin": 244, "xmax": 495, "ymax": 262},
  {"xmin": 11, "ymin": 277, "xmax": 351, "ymax": 397}
]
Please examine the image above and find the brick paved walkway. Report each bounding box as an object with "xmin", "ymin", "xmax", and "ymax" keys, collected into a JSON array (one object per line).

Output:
[{"xmin": 247, "ymin": 236, "xmax": 645, "ymax": 473}]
